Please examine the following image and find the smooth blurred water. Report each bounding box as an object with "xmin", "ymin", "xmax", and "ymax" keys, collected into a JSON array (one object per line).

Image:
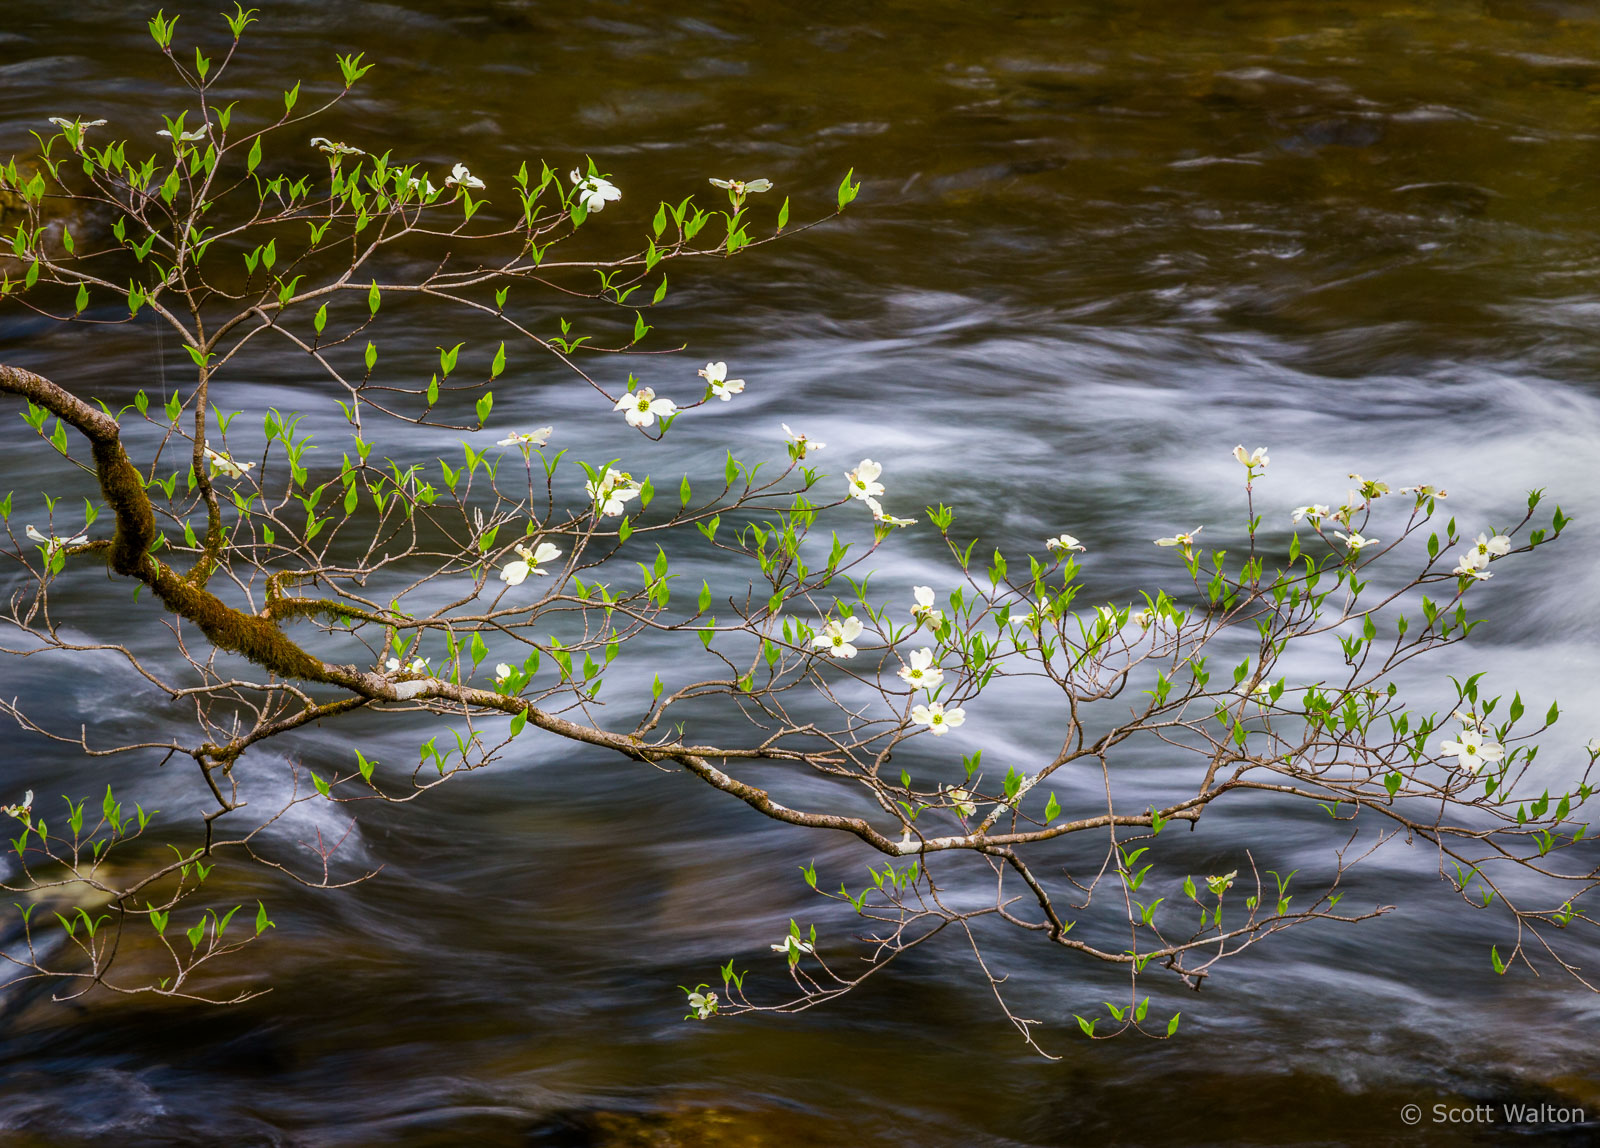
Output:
[{"xmin": 2, "ymin": 2, "xmax": 1599, "ymax": 1145}]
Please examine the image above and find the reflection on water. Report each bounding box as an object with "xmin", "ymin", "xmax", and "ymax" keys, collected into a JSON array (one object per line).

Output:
[{"xmin": 2, "ymin": 1, "xmax": 1600, "ymax": 1144}]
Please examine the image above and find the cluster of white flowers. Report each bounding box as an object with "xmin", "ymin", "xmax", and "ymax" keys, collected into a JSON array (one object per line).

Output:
[
  {"xmin": 204, "ymin": 447, "xmax": 254, "ymax": 480},
  {"xmin": 614, "ymin": 386, "xmax": 677, "ymax": 429},
  {"xmin": 1451, "ymin": 532, "xmax": 1510, "ymax": 580},
  {"xmin": 499, "ymin": 539, "xmax": 562, "ymax": 586},
  {"xmin": 699, "ymin": 362, "xmax": 744, "ymax": 402},
  {"xmin": 812, "ymin": 615, "xmax": 865, "ymax": 659},
  {"xmin": 844, "ymin": 459, "xmax": 916, "ymax": 528},
  {"xmin": 587, "ymin": 468, "xmax": 641, "ymax": 517},
  {"xmin": 571, "ymin": 169, "xmax": 621, "ymax": 213},
  {"xmin": 497, "ymin": 427, "xmax": 553, "ymax": 449}
]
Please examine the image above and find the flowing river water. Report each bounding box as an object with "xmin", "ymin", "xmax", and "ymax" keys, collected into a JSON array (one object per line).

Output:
[{"xmin": 2, "ymin": 2, "xmax": 1600, "ymax": 1144}]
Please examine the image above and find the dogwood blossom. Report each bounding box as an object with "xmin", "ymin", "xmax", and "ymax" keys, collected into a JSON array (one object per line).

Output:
[
  {"xmin": 1399, "ymin": 484, "xmax": 1447, "ymax": 499},
  {"xmin": 1587, "ymin": 738, "xmax": 1600, "ymax": 755},
  {"xmin": 699, "ymin": 361, "xmax": 745, "ymax": 401},
  {"xmin": 1347, "ymin": 474, "xmax": 1390, "ymax": 498},
  {"xmin": 614, "ymin": 386, "xmax": 677, "ymax": 428},
  {"xmin": 1452, "ymin": 552, "xmax": 1492, "ymax": 580},
  {"xmin": 812, "ymin": 616, "xmax": 865, "ymax": 658},
  {"xmin": 445, "ymin": 162, "xmax": 485, "ymax": 190},
  {"xmin": 897, "ymin": 648, "xmax": 944, "ymax": 690},
  {"xmin": 911, "ymin": 700, "xmax": 966, "ymax": 736},
  {"xmin": 310, "ymin": 136, "xmax": 364, "ymax": 157},
  {"xmin": 685, "ymin": 987, "xmax": 719, "ymax": 1019},
  {"xmin": 846, "ymin": 459, "xmax": 884, "ymax": 501},
  {"xmin": 1205, "ymin": 871, "xmax": 1238, "ymax": 896},
  {"xmin": 771, "ymin": 934, "xmax": 814, "ymax": 959},
  {"xmin": 586, "ymin": 469, "xmax": 641, "ymax": 516},
  {"xmin": 1291, "ymin": 504, "xmax": 1330, "ymax": 524},
  {"xmin": 1, "ymin": 790, "xmax": 33, "ymax": 820},
  {"xmin": 1439, "ymin": 729, "xmax": 1505, "ymax": 773},
  {"xmin": 385, "ymin": 656, "xmax": 429, "ymax": 674},
  {"xmin": 709, "ymin": 177, "xmax": 773, "ymax": 195},
  {"xmin": 1130, "ymin": 607, "xmax": 1158, "ymax": 629},
  {"xmin": 497, "ymin": 428, "xmax": 553, "ymax": 449},
  {"xmin": 1045, "ymin": 534, "xmax": 1086, "ymax": 553},
  {"xmin": 1452, "ymin": 709, "xmax": 1488, "ymax": 732},
  {"xmin": 404, "ymin": 174, "xmax": 439, "ymax": 198},
  {"xmin": 1094, "ymin": 605, "xmax": 1123, "ymax": 631},
  {"xmin": 571, "ymin": 169, "xmax": 621, "ymax": 213},
  {"xmin": 25, "ymin": 525, "xmax": 88, "ymax": 550},
  {"xmin": 49, "ymin": 117, "xmax": 106, "ymax": 130},
  {"xmin": 1335, "ymin": 531, "xmax": 1377, "ymax": 551},
  {"xmin": 781, "ymin": 424, "xmax": 825, "ymax": 459},
  {"xmin": 876, "ymin": 511, "xmax": 918, "ymax": 528},
  {"xmin": 1233, "ymin": 445, "xmax": 1269, "ymax": 469},
  {"xmin": 157, "ymin": 125, "xmax": 207, "ymax": 142},
  {"xmin": 1469, "ymin": 532, "xmax": 1512, "ymax": 562},
  {"xmin": 494, "ymin": 663, "xmax": 514, "ymax": 684},
  {"xmin": 911, "ymin": 586, "xmax": 944, "ymax": 628},
  {"xmin": 204, "ymin": 447, "xmax": 254, "ymax": 479},
  {"xmin": 944, "ymin": 785, "xmax": 977, "ymax": 818},
  {"xmin": 1155, "ymin": 526, "xmax": 1203, "ymax": 551},
  {"xmin": 499, "ymin": 540, "xmax": 562, "ymax": 586}
]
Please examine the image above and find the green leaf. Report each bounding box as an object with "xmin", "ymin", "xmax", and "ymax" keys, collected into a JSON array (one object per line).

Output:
[
  {"xmin": 1166, "ymin": 1012, "xmax": 1180, "ymax": 1037},
  {"xmin": 491, "ymin": 341, "xmax": 506, "ymax": 379},
  {"xmin": 247, "ymin": 135, "xmax": 262, "ymax": 173},
  {"xmin": 777, "ymin": 195, "xmax": 790, "ymax": 230},
  {"xmin": 355, "ymin": 750, "xmax": 375, "ymax": 782},
  {"xmin": 255, "ymin": 901, "xmax": 274, "ymax": 934},
  {"xmin": 311, "ymin": 772, "xmax": 330, "ymax": 797},
  {"xmin": 1043, "ymin": 792, "xmax": 1059, "ymax": 823},
  {"xmin": 1491, "ymin": 945, "xmax": 1505, "ymax": 974},
  {"xmin": 837, "ymin": 167, "xmax": 860, "ymax": 209}
]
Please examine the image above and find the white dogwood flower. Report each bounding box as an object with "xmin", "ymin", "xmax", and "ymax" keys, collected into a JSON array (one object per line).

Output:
[
  {"xmin": 204, "ymin": 447, "xmax": 254, "ymax": 479},
  {"xmin": 897, "ymin": 648, "xmax": 944, "ymax": 690},
  {"xmin": 586, "ymin": 469, "xmax": 641, "ymax": 516},
  {"xmin": 157, "ymin": 125, "xmax": 207, "ymax": 143},
  {"xmin": 1291, "ymin": 504, "xmax": 1330, "ymax": 524},
  {"xmin": 499, "ymin": 540, "xmax": 562, "ymax": 586},
  {"xmin": 911, "ymin": 700, "xmax": 966, "ymax": 736},
  {"xmin": 497, "ymin": 428, "xmax": 553, "ymax": 448},
  {"xmin": 709, "ymin": 177, "xmax": 773, "ymax": 195},
  {"xmin": 310, "ymin": 136, "xmax": 364, "ymax": 157},
  {"xmin": 571, "ymin": 170, "xmax": 621, "ymax": 213},
  {"xmin": 614, "ymin": 386, "xmax": 677, "ymax": 428},
  {"xmin": 1452, "ymin": 552, "xmax": 1492, "ymax": 580},
  {"xmin": 771, "ymin": 934, "xmax": 814, "ymax": 959},
  {"xmin": 911, "ymin": 585, "xmax": 944, "ymax": 628},
  {"xmin": 445, "ymin": 162, "xmax": 484, "ymax": 190},
  {"xmin": 1233, "ymin": 445, "xmax": 1269, "ymax": 469},
  {"xmin": 25, "ymin": 525, "xmax": 87, "ymax": 551},
  {"xmin": 384, "ymin": 655, "xmax": 429, "ymax": 674},
  {"xmin": 812, "ymin": 616, "xmax": 865, "ymax": 658},
  {"xmin": 686, "ymin": 988, "xmax": 719, "ymax": 1019},
  {"xmin": 493, "ymin": 663, "xmax": 515, "ymax": 684},
  {"xmin": 1470, "ymin": 532, "xmax": 1512, "ymax": 562},
  {"xmin": 699, "ymin": 361, "xmax": 745, "ymax": 401},
  {"xmin": 1334, "ymin": 531, "xmax": 1377, "ymax": 552},
  {"xmin": 1439, "ymin": 729, "xmax": 1504, "ymax": 774},
  {"xmin": 1587, "ymin": 738, "xmax": 1600, "ymax": 755},
  {"xmin": 846, "ymin": 459, "xmax": 884, "ymax": 501},
  {"xmin": 1155, "ymin": 526, "xmax": 1203, "ymax": 550},
  {"xmin": 944, "ymin": 785, "xmax": 977, "ymax": 818},
  {"xmin": 782, "ymin": 424, "xmax": 825, "ymax": 459},
  {"xmin": 404, "ymin": 174, "xmax": 439, "ymax": 198},
  {"xmin": 1045, "ymin": 534, "xmax": 1085, "ymax": 553}
]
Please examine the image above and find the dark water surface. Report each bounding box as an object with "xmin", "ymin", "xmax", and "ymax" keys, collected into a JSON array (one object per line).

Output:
[{"xmin": 2, "ymin": 2, "xmax": 1600, "ymax": 1145}]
